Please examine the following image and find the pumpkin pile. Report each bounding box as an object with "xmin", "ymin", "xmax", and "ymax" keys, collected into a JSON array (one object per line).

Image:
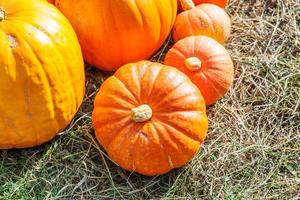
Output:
[{"xmin": 0, "ymin": 0, "xmax": 234, "ymax": 176}]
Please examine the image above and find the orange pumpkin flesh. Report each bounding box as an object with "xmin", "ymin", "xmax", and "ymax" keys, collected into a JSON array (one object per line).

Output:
[
  {"xmin": 0, "ymin": 0, "xmax": 85, "ymax": 148},
  {"xmin": 92, "ymin": 61, "xmax": 208, "ymax": 176},
  {"xmin": 52, "ymin": 0, "xmax": 177, "ymax": 71},
  {"xmin": 173, "ymin": 1, "xmax": 231, "ymax": 44},
  {"xmin": 164, "ymin": 36, "xmax": 234, "ymax": 105}
]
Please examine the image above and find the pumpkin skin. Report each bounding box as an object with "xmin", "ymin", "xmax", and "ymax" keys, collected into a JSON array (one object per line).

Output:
[
  {"xmin": 177, "ymin": 0, "xmax": 229, "ymax": 11},
  {"xmin": 0, "ymin": 0, "xmax": 85, "ymax": 149},
  {"xmin": 52, "ymin": 0, "xmax": 177, "ymax": 71},
  {"xmin": 92, "ymin": 61, "xmax": 208, "ymax": 176},
  {"xmin": 173, "ymin": 2, "xmax": 231, "ymax": 44},
  {"xmin": 164, "ymin": 36, "xmax": 234, "ymax": 105}
]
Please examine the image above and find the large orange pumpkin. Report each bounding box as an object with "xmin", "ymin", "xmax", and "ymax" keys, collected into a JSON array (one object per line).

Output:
[
  {"xmin": 92, "ymin": 61, "xmax": 208, "ymax": 176},
  {"xmin": 51, "ymin": 0, "xmax": 177, "ymax": 71},
  {"xmin": 177, "ymin": 0, "xmax": 229, "ymax": 10},
  {"xmin": 164, "ymin": 36, "xmax": 234, "ymax": 105},
  {"xmin": 0, "ymin": 0, "xmax": 85, "ymax": 148},
  {"xmin": 173, "ymin": 1, "xmax": 231, "ymax": 44}
]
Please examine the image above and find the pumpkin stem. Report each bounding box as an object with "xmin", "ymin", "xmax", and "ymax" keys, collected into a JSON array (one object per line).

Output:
[
  {"xmin": 185, "ymin": 57, "xmax": 202, "ymax": 71},
  {"xmin": 131, "ymin": 104, "xmax": 152, "ymax": 123},
  {"xmin": 180, "ymin": 0, "xmax": 196, "ymax": 10},
  {"xmin": 0, "ymin": 9, "xmax": 5, "ymax": 21}
]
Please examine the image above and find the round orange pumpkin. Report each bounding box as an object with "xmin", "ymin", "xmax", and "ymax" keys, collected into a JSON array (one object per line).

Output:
[
  {"xmin": 0, "ymin": 0, "xmax": 85, "ymax": 149},
  {"xmin": 177, "ymin": 0, "xmax": 229, "ymax": 11},
  {"xmin": 92, "ymin": 61, "xmax": 208, "ymax": 176},
  {"xmin": 173, "ymin": 1, "xmax": 231, "ymax": 44},
  {"xmin": 51, "ymin": 0, "xmax": 177, "ymax": 71},
  {"xmin": 164, "ymin": 36, "xmax": 234, "ymax": 105}
]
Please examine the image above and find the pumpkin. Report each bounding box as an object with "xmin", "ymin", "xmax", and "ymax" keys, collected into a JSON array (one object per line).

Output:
[
  {"xmin": 173, "ymin": 1, "xmax": 231, "ymax": 44},
  {"xmin": 177, "ymin": 0, "xmax": 229, "ymax": 11},
  {"xmin": 51, "ymin": 0, "xmax": 177, "ymax": 71},
  {"xmin": 0, "ymin": 0, "xmax": 85, "ymax": 149},
  {"xmin": 92, "ymin": 61, "xmax": 208, "ymax": 176},
  {"xmin": 164, "ymin": 36, "xmax": 234, "ymax": 105}
]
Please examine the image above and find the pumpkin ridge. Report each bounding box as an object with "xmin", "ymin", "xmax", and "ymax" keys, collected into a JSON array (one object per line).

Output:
[
  {"xmin": 105, "ymin": 92, "xmax": 136, "ymax": 109},
  {"xmin": 199, "ymin": 6, "xmax": 218, "ymax": 40},
  {"xmin": 150, "ymin": 122, "xmax": 174, "ymax": 170},
  {"xmin": 92, "ymin": 113, "xmax": 130, "ymax": 129},
  {"xmin": 205, "ymin": 69, "xmax": 233, "ymax": 90},
  {"xmin": 19, "ymin": 34, "xmax": 61, "ymax": 130},
  {"xmin": 145, "ymin": 63, "xmax": 166, "ymax": 106},
  {"xmin": 152, "ymin": 0, "xmax": 163, "ymax": 44},
  {"xmin": 156, "ymin": 93, "xmax": 201, "ymax": 110},
  {"xmin": 186, "ymin": 10, "xmax": 197, "ymax": 38},
  {"xmin": 99, "ymin": 76, "xmax": 138, "ymax": 108},
  {"xmin": 154, "ymin": 80, "xmax": 190, "ymax": 108},
  {"xmin": 3, "ymin": 24, "xmax": 59, "ymax": 147},
  {"xmin": 172, "ymin": 44, "xmax": 188, "ymax": 59},
  {"xmin": 0, "ymin": 107, "xmax": 20, "ymax": 147},
  {"xmin": 154, "ymin": 119, "xmax": 195, "ymax": 169},
  {"xmin": 23, "ymin": 29, "xmax": 77, "ymax": 129},
  {"xmin": 139, "ymin": 62, "xmax": 161, "ymax": 103},
  {"xmin": 113, "ymin": 76, "xmax": 140, "ymax": 105},
  {"xmin": 107, "ymin": 125, "xmax": 135, "ymax": 168},
  {"xmin": 100, "ymin": 118, "xmax": 133, "ymax": 149},
  {"xmin": 14, "ymin": 17, "xmax": 80, "ymax": 109},
  {"xmin": 107, "ymin": 2, "xmax": 125, "ymax": 65},
  {"xmin": 158, "ymin": 118, "xmax": 204, "ymax": 143},
  {"xmin": 158, "ymin": 120, "xmax": 201, "ymax": 163},
  {"xmin": 200, "ymin": 70, "xmax": 229, "ymax": 100}
]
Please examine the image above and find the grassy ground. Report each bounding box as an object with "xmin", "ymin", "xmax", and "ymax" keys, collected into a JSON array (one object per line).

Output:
[{"xmin": 1, "ymin": 0, "xmax": 299, "ymax": 199}]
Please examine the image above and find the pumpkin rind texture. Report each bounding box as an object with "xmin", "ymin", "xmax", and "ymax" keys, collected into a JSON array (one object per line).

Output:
[
  {"xmin": 164, "ymin": 36, "xmax": 234, "ymax": 105},
  {"xmin": 53, "ymin": 0, "xmax": 177, "ymax": 71},
  {"xmin": 0, "ymin": 0, "xmax": 85, "ymax": 148},
  {"xmin": 177, "ymin": 0, "xmax": 229, "ymax": 10},
  {"xmin": 173, "ymin": 3, "xmax": 231, "ymax": 44},
  {"xmin": 92, "ymin": 61, "xmax": 208, "ymax": 176}
]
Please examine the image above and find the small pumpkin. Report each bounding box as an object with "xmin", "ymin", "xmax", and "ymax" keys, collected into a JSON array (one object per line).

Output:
[
  {"xmin": 164, "ymin": 36, "xmax": 234, "ymax": 105},
  {"xmin": 0, "ymin": 0, "xmax": 85, "ymax": 148},
  {"xmin": 173, "ymin": 0, "xmax": 231, "ymax": 44},
  {"xmin": 51, "ymin": 0, "xmax": 177, "ymax": 71},
  {"xmin": 92, "ymin": 61, "xmax": 208, "ymax": 176},
  {"xmin": 177, "ymin": 0, "xmax": 229, "ymax": 11}
]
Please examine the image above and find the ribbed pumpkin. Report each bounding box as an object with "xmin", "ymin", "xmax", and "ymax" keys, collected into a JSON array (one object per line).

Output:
[
  {"xmin": 92, "ymin": 61, "xmax": 208, "ymax": 176},
  {"xmin": 173, "ymin": 1, "xmax": 231, "ymax": 44},
  {"xmin": 177, "ymin": 0, "xmax": 229, "ymax": 10},
  {"xmin": 164, "ymin": 36, "xmax": 234, "ymax": 105},
  {"xmin": 0, "ymin": 0, "xmax": 85, "ymax": 149},
  {"xmin": 51, "ymin": 0, "xmax": 177, "ymax": 71}
]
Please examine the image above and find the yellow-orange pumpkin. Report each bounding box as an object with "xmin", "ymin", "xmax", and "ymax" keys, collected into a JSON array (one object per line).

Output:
[
  {"xmin": 0, "ymin": 0, "xmax": 85, "ymax": 148},
  {"xmin": 92, "ymin": 61, "xmax": 208, "ymax": 176},
  {"xmin": 52, "ymin": 0, "xmax": 177, "ymax": 71},
  {"xmin": 165, "ymin": 36, "xmax": 234, "ymax": 105},
  {"xmin": 173, "ymin": 1, "xmax": 231, "ymax": 44}
]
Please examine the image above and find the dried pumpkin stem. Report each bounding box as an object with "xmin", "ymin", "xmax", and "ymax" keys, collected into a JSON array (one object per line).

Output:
[
  {"xmin": 185, "ymin": 57, "xmax": 202, "ymax": 71},
  {"xmin": 180, "ymin": 0, "xmax": 196, "ymax": 10},
  {"xmin": 131, "ymin": 104, "xmax": 152, "ymax": 123},
  {"xmin": 0, "ymin": 9, "xmax": 5, "ymax": 21}
]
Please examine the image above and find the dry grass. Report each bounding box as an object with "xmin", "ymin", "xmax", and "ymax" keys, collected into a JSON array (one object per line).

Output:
[{"xmin": 1, "ymin": 0, "xmax": 299, "ymax": 199}]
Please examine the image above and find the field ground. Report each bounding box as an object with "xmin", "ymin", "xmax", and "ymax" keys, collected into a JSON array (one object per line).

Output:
[{"xmin": 0, "ymin": 0, "xmax": 299, "ymax": 199}]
